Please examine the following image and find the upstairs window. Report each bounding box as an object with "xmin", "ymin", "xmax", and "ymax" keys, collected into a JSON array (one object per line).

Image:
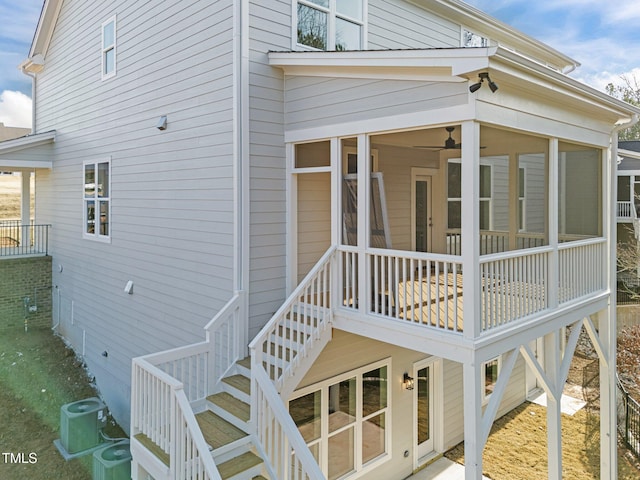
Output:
[
  {"xmin": 102, "ymin": 16, "xmax": 116, "ymax": 79},
  {"xmin": 296, "ymin": 0, "xmax": 364, "ymax": 51},
  {"xmin": 462, "ymin": 28, "xmax": 489, "ymax": 47},
  {"xmin": 84, "ymin": 158, "xmax": 111, "ymax": 241}
]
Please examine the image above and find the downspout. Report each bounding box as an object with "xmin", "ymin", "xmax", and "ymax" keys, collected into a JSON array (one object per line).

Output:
[{"xmin": 233, "ymin": 0, "xmax": 250, "ymax": 351}]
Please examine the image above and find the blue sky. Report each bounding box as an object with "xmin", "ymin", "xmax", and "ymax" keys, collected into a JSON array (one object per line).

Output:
[{"xmin": 0, "ymin": 0, "xmax": 639, "ymax": 127}]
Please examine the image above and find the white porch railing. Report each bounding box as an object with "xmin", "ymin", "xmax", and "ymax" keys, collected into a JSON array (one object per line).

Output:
[
  {"xmin": 362, "ymin": 247, "xmax": 464, "ymax": 333},
  {"xmin": 479, "ymin": 247, "xmax": 550, "ymax": 332},
  {"xmin": 131, "ymin": 294, "xmax": 243, "ymax": 478},
  {"xmin": 249, "ymin": 247, "xmax": 334, "ymax": 479},
  {"xmin": 337, "ymin": 238, "xmax": 607, "ymax": 336},
  {"xmin": 618, "ymin": 200, "xmax": 633, "ymax": 219},
  {"xmin": 558, "ymin": 238, "xmax": 606, "ymax": 304}
]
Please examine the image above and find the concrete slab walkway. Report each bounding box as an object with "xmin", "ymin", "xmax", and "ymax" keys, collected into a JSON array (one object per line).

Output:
[{"xmin": 406, "ymin": 457, "xmax": 491, "ymax": 479}]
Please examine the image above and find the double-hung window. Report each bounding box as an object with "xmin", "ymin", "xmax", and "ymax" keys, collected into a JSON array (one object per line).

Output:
[
  {"xmin": 296, "ymin": 0, "xmax": 364, "ymax": 51},
  {"xmin": 84, "ymin": 159, "xmax": 111, "ymax": 241},
  {"xmin": 289, "ymin": 360, "xmax": 390, "ymax": 478},
  {"xmin": 102, "ymin": 16, "xmax": 116, "ymax": 79}
]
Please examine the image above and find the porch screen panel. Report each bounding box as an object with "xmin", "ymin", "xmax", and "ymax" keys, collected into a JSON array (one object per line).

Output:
[
  {"xmin": 558, "ymin": 143, "xmax": 602, "ymax": 240},
  {"xmin": 518, "ymin": 153, "xmax": 547, "ymax": 249}
]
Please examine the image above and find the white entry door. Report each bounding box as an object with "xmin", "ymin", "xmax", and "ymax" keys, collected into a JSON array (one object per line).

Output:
[{"xmin": 415, "ymin": 360, "xmax": 435, "ymax": 460}]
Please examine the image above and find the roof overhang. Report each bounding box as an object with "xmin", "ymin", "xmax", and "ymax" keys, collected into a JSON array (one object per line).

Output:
[
  {"xmin": 0, "ymin": 131, "xmax": 56, "ymax": 169},
  {"xmin": 269, "ymin": 46, "xmax": 640, "ymax": 124},
  {"xmin": 21, "ymin": 0, "xmax": 63, "ymax": 74}
]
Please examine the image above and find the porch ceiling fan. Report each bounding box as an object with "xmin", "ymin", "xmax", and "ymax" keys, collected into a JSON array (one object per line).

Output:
[{"xmin": 414, "ymin": 126, "xmax": 485, "ymax": 150}]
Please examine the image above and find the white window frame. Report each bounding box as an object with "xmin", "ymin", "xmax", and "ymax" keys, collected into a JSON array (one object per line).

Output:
[
  {"xmin": 461, "ymin": 27, "xmax": 489, "ymax": 47},
  {"xmin": 288, "ymin": 358, "xmax": 391, "ymax": 479},
  {"xmin": 101, "ymin": 16, "xmax": 117, "ymax": 79},
  {"xmin": 518, "ymin": 166, "xmax": 526, "ymax": 231},
  {"xmin": 482, "ymin": 356, "xmax": 501, "ymax": 405},
  {"xmin": 479, "ymin": 163, "xmax": 492, "ymax": 231},
  {"xmin": 83, "ymin": 157, "xmax": 111, "ymax": 243},
  {"xmin": 294, "ymin": 0, "xmax": 367, "ymax": 51}
]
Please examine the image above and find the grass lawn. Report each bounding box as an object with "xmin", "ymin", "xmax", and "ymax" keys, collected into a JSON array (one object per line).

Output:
[{"xmin": 0, "ymin": 325, "xmax": 125, "ymax": 480}]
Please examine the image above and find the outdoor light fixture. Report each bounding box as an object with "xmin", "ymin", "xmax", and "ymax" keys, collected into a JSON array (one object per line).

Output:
[
  {"xmin": 403, "ymin": 373, "xmax": 415, "ymax": 390},
  {"xmin": 469, "ymin": 72, "xmax": 498, "ymax": 93}
]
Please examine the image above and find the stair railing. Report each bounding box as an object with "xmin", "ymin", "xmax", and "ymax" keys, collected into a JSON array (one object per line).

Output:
[
  {"xmin": 132, "ymin": 358, "xmax": 222, "ymax": 479},
  {"xmin": 253, "ymin": 366, "xmax": 325, "ymax": 480},
  {"xmin": 250, "ymin": 246, "xmax": 335, "ymax": 393},
  {"xmin": 249, "ymin": 246, "xmax": 336, "ymax": 479},
  {"xmin": 131, "ymin": 293, "xmax": 243, "ymax": 478}
]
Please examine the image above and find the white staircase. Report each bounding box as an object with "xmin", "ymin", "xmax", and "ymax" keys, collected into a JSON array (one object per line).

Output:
[{"xmin": 132, "ymin": 248, "xmax": 337, "ymax": 480}]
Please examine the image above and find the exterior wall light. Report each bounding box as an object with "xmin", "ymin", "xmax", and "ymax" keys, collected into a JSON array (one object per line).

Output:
[
  {"xmin": 156, "ymin": 115, "xmax": 168, "ymax": 130},
  {"xmin": 403, "ymin": 373, "xmax": 415, "ymax": 390},
  {"xmin": 469, "ymin": 72, "xmax": 498, "ymax": 93}
]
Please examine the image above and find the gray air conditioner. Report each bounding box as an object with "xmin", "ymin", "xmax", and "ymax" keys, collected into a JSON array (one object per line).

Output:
[
  {"xmin": 60, "ymin": 397, "xmax": 107, "ymax": 454},
  {"xmin": 93, "ymin": 440, "xmax": 131, "ymax": 480}
]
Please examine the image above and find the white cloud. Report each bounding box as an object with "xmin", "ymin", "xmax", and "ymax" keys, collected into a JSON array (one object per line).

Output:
[{"xmin": 0, "ymin": 90, "xmax": 32, "ymax": 128}]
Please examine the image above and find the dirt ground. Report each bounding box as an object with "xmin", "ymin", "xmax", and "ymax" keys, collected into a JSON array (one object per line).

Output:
[
  {"xmin": 0, "ymin": 326, "xmax": 125, "ymax": 480},
  {"xmin": 445, "ymin": 350, "xmax": 640, "ymax": 479}
]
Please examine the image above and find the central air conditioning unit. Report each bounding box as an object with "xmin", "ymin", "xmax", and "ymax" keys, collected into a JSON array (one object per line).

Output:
[
  {"xmin": 93, "ymin": 440, "xmax": 131, "ymax": 480},
  {"xmin": 60, "ymin": 397, "xmax": 107, "ymax": 454}
]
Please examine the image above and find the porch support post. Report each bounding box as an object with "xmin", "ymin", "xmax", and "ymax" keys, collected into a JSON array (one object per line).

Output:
[
  {"xmin": 463, "ymin": 357, "xmax": 484, "ymax": 480},
  {"xmin": 597, "ymin": 307, "xmax": 616, "ymax": 480},
  {"xmin": 20, "ymin": 171, "xmax": 31, "ymax": 247},
  {"xmin": 461, "ymin": 121, "xmax": 480, "ymax": 339},
  {"xmin": 548, "ymin": 138, "xmax": 559, "ymax": 309},
  {"xmin": 356, "ymin": 134, "xmax": 370, "ymax": 314},
  {"xmin": 287, "ymin": 142, "xmax": 296, "ymax": 295},
  {"xmin": 544, "ymin": 330, "xmax": 562, "ymax": 480}
]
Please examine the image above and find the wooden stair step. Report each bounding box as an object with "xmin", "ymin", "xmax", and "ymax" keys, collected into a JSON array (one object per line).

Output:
[
  {"xmin": 237, "ymin": 357, "xmax": 251, "ymax": 370},
  {"xmin": 134, "ymin": 433, "xmax": 170, "ymax": 467},
  {"xmin": 218, "ymin": 451, "xmax": 263, "ymax": 479},
  {"xmin": 195, "ymin": 410, "xmax": 247, "ymax": 450},
  {"xmin": 208, "ymin": 392, "xmax": 250, "ymax": 422},
  {"xmin": 222, "ymin": 374, "xmax": 251, "ymax": 395}
]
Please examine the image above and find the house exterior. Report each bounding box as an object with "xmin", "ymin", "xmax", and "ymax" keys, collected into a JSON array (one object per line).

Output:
[
  {"xmin": 3, "ymin": 0, "xmax": 639, "ymax": 479},
  {"xmin": 616, "ymin": 141, "xmax": 640, "ymax": 299}
]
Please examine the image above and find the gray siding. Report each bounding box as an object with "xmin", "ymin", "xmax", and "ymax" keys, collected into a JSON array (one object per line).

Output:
[
  {"xmin": 368, "ymin": 0, "xmax": 461, "ymax": 49},
  {"xmin": 35, "ymin": 0, "xmax": 235, "ymax": 429},
  {"xmin": 248, "ymin": 0, "xmax": 291, "ymax": 340},
  {"xmin": 284, "ymin": 77, "xmax": 468, "ymax": 132}
]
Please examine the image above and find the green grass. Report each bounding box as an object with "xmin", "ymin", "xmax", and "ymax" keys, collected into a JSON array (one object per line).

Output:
[{"xmin": 0, "ymin": 325, "xmax": 125, "ymax": 480}]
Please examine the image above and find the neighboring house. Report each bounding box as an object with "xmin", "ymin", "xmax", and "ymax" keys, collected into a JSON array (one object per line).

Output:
[
  {"xmin": 0, "ymin": 123, "xmax": 30, "ymax": 142},
  {"xmin": 1, "ymin": 1, "xmax": 638, "ymax": 479},
  {"xmin": 616, "ymin": 141, "xmax": 640, "ymax": 297}
]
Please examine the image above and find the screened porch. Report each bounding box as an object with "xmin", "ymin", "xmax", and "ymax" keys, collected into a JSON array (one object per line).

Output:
[{"xmin": 292, "ymin": 123, "xmax": 609, "ymax": 338}]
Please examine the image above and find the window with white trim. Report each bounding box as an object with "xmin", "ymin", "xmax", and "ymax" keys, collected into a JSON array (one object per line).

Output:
[
  {"xmin": 83, "ymin": 159, "xmax": 111, "ymax": 241},
  {"xmin": 289, "ymin": 359, "xmax": 390, "ymax": 478},
  {"xmin": 462, "ymin": 28, "xmax": 489, "ymax": 47},
  {"xmin": 482, "ymin": 357, "xmax": 500, "ymax": 404},
  {"xmin": 479, "ymin": 164, "xmax": 492, "ymax": 230},
  {"xmin": 518, "ymin": 167, "xmax": 526, "ymax": 231},
  {"xmin": 102, "ymin": 16, "xmax": 116, "ymax": 78},
  {"xmin": 296, "ymin": 0, "xmax": 364, "ymax": 51}
]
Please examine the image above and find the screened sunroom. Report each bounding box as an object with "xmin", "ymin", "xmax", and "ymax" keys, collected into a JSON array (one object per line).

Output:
[{"xmin": 290, "ymin": 123, "xmax": 607, "ymax": 339}]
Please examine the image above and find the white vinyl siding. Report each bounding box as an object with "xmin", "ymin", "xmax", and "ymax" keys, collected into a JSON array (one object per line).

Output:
[
  {"xmin": 247, "ymin": 0, "xmax": 291, "ymax": 340},
  {"xmin": 284, "ymin": 77, "xmax": 468, "ymax": 131},
  {"xmin": 297, "ymin": 172, "xmax": 331, "ymax": 282},
  {"xmin": 368, "ymin": 0, "xmax": 460, "ymax": 49},
  {"xmin": 35, "ymin": 0, "xmax": 235, "ymax": 428}
]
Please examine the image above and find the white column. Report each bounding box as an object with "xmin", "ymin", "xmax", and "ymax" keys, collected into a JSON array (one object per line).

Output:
[
  {"xmin": 544, "ymin": 330, "xmax": 562, "ymax": 480},
  {"xmin": 461, "ymin": 121, "xmax": 480, "ymax": 338},
  {"xmin": 356, "ymin": 134, "xmax": 370, "ymax": 314},
  {"xmin": 463, "ymin": 358, "xmax": 484, "ymax": 480},
  {"xmin": 20, "ymin": 171, "xmax": 31, "ymax": 247},
  {"xmin": 548, "ymin": 139, "xmax": 559, "ymax": 309}
]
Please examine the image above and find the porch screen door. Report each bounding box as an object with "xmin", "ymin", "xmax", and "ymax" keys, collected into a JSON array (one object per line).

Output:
[
  {"xmin": 413, "ymin": 174, "xmax": 432, "ymax": 252},
  {"xmin": 416, "ymin": 363, "xmax": 434, "ymax": 459}
]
